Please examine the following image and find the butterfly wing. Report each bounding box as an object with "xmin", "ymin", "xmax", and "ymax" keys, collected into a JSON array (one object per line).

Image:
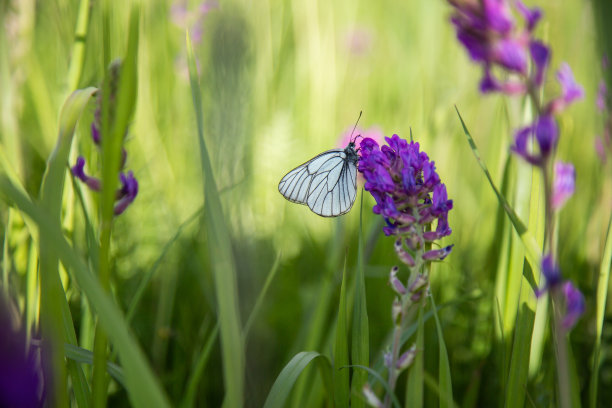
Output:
[{"xmin": 278, "ymin": 149, "xmax": 357, "ymax": 217}]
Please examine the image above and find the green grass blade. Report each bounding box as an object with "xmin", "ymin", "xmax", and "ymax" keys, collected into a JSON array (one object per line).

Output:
[
  {"xmin": 505, "ymin": 300, "xmax": 535, "ymax": 408},
  {"xmin": 64, "ymin": 343, "xmax": 125, "ymax": 387},
  {"xmin": 126, "ymin": 205, "xmax": 203, "ymax": 323},
  {"xmin": 405, "ymin": 301, "xmax": 425, "ymax": 407},
  {"xmin": 351, "ymin": 191, "xmax": 370, "ymax": 408},
  {"xmin": 243, "ymin": 251, "xmax": 282, "ymax": 341},
  {"xmin": 350, "ymin": 364, "xmax": 402, "ymax": 408},
  {"xmin": 333, "ymin": 257, "xmax": 350, "ymax": 408},
  {"xmin": 182, "ymin": 324, "xmax": 219, "ymax": 408},
  {"xmin": 455, "ymin": 107, "xmax": 540, "ymax": 289},
  {"xmin": 0, "ymin": 178, "xmax": 171, "ymax": 407},
  {"xmin": 263, "ymin": 351, "xmax": 333, "ymax": 408},
  {"xmin": 66, "ymin": 0, "xmax": 91, "ymax": 92},
  {"xmin": 186, "ymin": 31, "xmax": 244, "ymax": 407},
  {"xmin": 39, "ymin": 86, "xmax": 97, "ymax": 407},
  {"xmin": 429, "ymin": 294, "xmax": 454, "ymax": 408},
  {"xmin": 590, "ymin": 214, "xmax": 612, "ymax": 408}
]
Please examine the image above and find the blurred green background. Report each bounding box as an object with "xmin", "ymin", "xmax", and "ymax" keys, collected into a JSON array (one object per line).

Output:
[{"xmin": 1, "ymin": 0, "xmax": 609, "ymax": 406}]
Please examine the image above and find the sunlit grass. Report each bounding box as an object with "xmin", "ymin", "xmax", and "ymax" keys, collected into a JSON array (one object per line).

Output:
[{"xmin": 0, "ymin": 0, "xmax": 610, "ymax": 407}]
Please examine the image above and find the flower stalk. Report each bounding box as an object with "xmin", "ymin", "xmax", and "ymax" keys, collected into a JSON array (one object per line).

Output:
[{"xmin": 358, "ymin": 134, "xmax": 453, "ymax": 406}]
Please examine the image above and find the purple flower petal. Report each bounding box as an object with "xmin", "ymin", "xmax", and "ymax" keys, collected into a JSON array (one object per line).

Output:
[
  {"xmin": 534, "ymin": 115, "xmax": 558, "ymax": 157},
  {"xmin": 114, "ymin": 171, "xmax": 139, "ymax": 215},
  {"xmin": 556, "ymin": 63, "xmax": 584, "ymax": 106},
  {"xmin": 552, "ymin": 161, "xmax": 575, "ymax": 210},
  {"xmin": 529, "ymin": 41, "xmax": 550, "ymax": 86},
  {"xmin": 562, "ymin": 281, "xmax": 585, "ymax": 330},
  {"xmin": 536, "ymin": 254, "xmax": 562, "ymax": 297},
  {"xmin": 71, "ymin": 156, "xmax": 101, "ymax": 191},
  {"xmin": 493, "ymin": 37, "xmax": 528, "ymax": 74},
  {"xmin": 597, "ymin": 80, "xmax": 607, "ymax": 112},
  {"xmin": 516, "ymin": 0, "xmax": 542, "ymax": 31}
]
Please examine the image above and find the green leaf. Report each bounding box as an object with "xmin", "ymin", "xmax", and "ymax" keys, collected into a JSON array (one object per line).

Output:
[
  {"xmin": 0, "ymin": 178, "xmax": 171, "ymax": 408},
  {"xmin": 351, "ymin": 192, "xmax": 370, "ymax": 408},
  {"xmin": 263, "ymin": 351, "xmax": 333, "ymax": 408},
  {"xmin": 186, "ymin": 30, "xmax": 244, "ymax": 407},
  {"xmin": 333, "ymin": 257, "xmax": 350, "ymax": 408},
  {"xmin": 505, "ymin": 302, "xmax": 535, "ymax": 408},
  {"xmin": 243, "ymin": 251, "xmax": 283, "ymax": 341},
  {"xmin": 589, "ymin": 215, "xmax": 612, "ymax": 408},
  {"xmin": 63, "ymin": 343, "xmax": 125, "ymax": 387},
  {"xmin": 39, "ymin": 86, "xmax": 97, "ymax": 407},
  {"xmin": 429, "ymin": 295, "xmax": 454, "ymax": 408},
  {"xmin": 182, "ymin": 324, "xmax": 219, "ymax": 408},
  {"xmin": 455, "ymin": 107, "xmax": 539, "ymax": 290}
]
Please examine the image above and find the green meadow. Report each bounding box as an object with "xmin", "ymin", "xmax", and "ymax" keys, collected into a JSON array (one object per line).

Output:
[{"xmin": 0, "ymin": 0, "xmax": 610, "ymax": 407}]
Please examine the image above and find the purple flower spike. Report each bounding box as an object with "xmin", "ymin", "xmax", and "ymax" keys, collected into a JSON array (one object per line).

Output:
[
  {"xmin": 562, "ymin": 282, "xmax": 585, "ymax": 330},
  {"xmin": 114, "ymin": 171, "xmax": 139, "ymax": 215},
  {"xmin": 72, "ymin": 156, "xmax": 101, "ymax": 191},
  {"xmin": 552, "ymin": 162, "xmax": 575, "ymax": 210},
  {"xmin": 359, "ymin": 135, "xmax": 453, "ymax": 247}
]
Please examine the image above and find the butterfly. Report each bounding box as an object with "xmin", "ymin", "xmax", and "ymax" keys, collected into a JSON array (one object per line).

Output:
[{"xmin": 278, "ymin": 115, "xmax": 363, "ymax": 217}]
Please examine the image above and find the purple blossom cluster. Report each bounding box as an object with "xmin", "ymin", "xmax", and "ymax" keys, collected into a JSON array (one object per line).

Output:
[
  {"xmin": 71, "ymin": 67, "xmax": 139, "ymax": 215},
  {"xmin": 359, "ymin": 135, "xmax": 453, "ymax": 264}
]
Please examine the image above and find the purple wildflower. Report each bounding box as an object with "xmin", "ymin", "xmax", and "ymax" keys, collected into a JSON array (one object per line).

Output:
[
  {"xmin": 359, "ymin": 134, "xmax": 453, "ymax": 263},
  {"xmin": 449, "ymin": 0, "xmax": 545, "ymax": 94},
  {"xmin": 552, "ymin": 162, "xmax": 575, "ymax": 210},
  {"xmin": 561, "ymin": 282, "xmax": 585, "ymax": 329}
]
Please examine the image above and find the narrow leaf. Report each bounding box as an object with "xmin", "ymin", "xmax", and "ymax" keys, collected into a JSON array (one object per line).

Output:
[
  {"xmin": 429, "ymin": 294, "xmax": 454, "ymax": 408},
  {"xmin": 264, "ymin": 352, "xmax": 333, "ymax": 408},
  {"xmin": 186, "ymin": 31, "xmax": 244, "ymax": 407},
  {"xmin": 333, "ymin": 257, "xmax": 350, "ymax": 408}
]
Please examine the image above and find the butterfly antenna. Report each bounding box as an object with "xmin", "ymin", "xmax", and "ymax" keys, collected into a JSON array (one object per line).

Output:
[{"xmin": 349, "ymin": 111, "xmax": 363, "ymax": 143}]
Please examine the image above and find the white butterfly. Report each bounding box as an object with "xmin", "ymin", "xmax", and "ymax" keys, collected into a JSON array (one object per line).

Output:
[{"xmin": 278, "ymin": 141, "xmax": 359, "ymax": 217}]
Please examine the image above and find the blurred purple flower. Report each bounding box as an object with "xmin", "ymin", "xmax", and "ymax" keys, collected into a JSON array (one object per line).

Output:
[
  {"xmin": 72, "ymin": 156, "xmax": 101, "ymax": 191},
  {"xmin": 171, "ymin": 0, "xmax": 218, "ymax": 45},
  {"xmin": 552, "ymin": 161, "xmax": 575, "ymax": 210},
  {"xmin": 515, "ymin": 0, "xmax": 542, "ymax": 31},
  {"xmin": 548, "ymin": 63, "xmax": 584, "ymax": 114},
  {"xmin": 536, "ymin": 255, "xmax": 585, "ymax": 330},
  {"xmin": 562, "ymin": 282, "xmax": 585, "ymax": 329},
  {"xmin": 72, "ymin": 64, "xmax": 139, "ymax": 215},
  {"xmin": 597, "ymin": 80, "xmax": 607, "ymax": 112},
  {"xmin": 359, "ymin": 134, "xmax": 453, "ymax": 261},
  {"xmin": 389, "ymin": 266, "xmax": 407, "ymax": 295},
  {"xmin": 511, "ymin": 114, "xmax": 558, "ymax": 166},
  {"xmin": 114, "ymin": 171, "xmax": 139, "ymax": 215},
  {"xmin": 344, "ymin": 27, "xmax": 373, "ymax": 56},
  {"xmin": 529, "ymin": 40, "xmax": 549, "ymax": 86},
  {"xmin": 0, "ymin": 295, "xmax": 43, "ymax": 408}
]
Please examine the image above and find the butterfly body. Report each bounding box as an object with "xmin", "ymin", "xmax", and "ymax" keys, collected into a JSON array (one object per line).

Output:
[{"xmin": 278, "ymin": 142, "xmax": 359, "ymax": 217}]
